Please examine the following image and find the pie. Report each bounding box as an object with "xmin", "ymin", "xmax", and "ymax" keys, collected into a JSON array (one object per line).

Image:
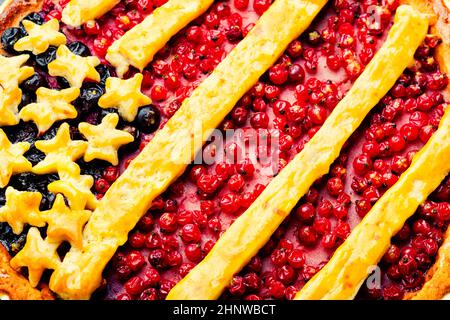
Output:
[{"xmin": 0, "ymin": 0, "xmax": 448, "ymax": 301}]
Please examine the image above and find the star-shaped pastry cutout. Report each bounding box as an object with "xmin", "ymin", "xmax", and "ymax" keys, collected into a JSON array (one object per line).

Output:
[
  {"xmin": 43, "ymin": 194, "xmax": 91, "ymax": 249},
  {"xmin": 0, "ymin": 129, "xmax": 32, "ymax": 188},
  {"xmin": 14, "ymin": 19, "xmax": 67, "ymax": 55},
  {"xmin": 0, "ymin": 55, "xmax": 33, "ymax": 126},
  {"xmin": 48, "ymin": 164, "xmax": 98, "ymax": 210},
  {"xmin": 32, "ymin": 123, "xmax": 88, "ymax": 175},
  {"xmin": 0, "ymin": 54, "xmax": 34, "ymax": 89},
  {"xmin": 0, "ymin": 187, "xmax": 44, "ymax": 234},
  {"xmin": 98, "ymin": 73, "xmax": 152, "ymax": 122},
  {"xmin": 78, "ymin": 113, "xmax": 134, "ymax": 165},
  {"xmin": 10, "ymin": 227, "xmax": 61, "ymax": 287},
  {"xmin": 48, "ymin": 45, "xmax": 100, "ymax": 88},
  {"xmin": 0, "ymin": 54, "xmax": 34, "ymax": 91},
  {"xmin": 0, "ymin": 87, "xmax": 23, "ymax": 127},
  {"xmin": 19, "ymin": 87, "xmax": 79, "ymax": 133}
]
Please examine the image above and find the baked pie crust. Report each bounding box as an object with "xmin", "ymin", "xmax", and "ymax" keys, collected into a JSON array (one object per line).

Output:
[
  {"xmin": 61, "ymin": 0, "xmax": 121, "ymax": 27},
  {"xmin": 0, "ymin": 0, "xmax": 448, "ymax": 301},
  {"xmin": 167, "ymin": 4, "xmax": 430, "ymax": 300}
]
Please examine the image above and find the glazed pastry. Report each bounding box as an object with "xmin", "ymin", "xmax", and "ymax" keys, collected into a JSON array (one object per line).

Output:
[
  {"xmin": 13, "ymin": 19, "xmax": 66, "ymax": 54},
  {"xmin": 50, "ymin": 0, "xmax": 328, "ymax": 300},
  {"xmin": 106, "ymin": 0, "xmax": 215, "ymax": 77},
  {"xmin": 78, "ymin": 113, "xmax": 135, "ymax": 165},
  {"xmin": 0, "ymin": 129, "xmax": 32, "ymax": 188},
  {"xmin": 296, "ymin": 105, "xmax": 450, "ymax": 299},
  {"xmin": 48, "ymin": 45, "xmax": 100, "ymax": 88},
  {"xmin": 0, "ymin": 54, "xmax": 34, "ymax": 126},
  {"xmin": 10, "ymin": 227, "xmax": 61, "ymax": 287},
  {"xmin": 19, "ymin": 87, "xmax": 79, "ymax": 133},
  {"xmin": 0, "ymin": 187, "xmax": 44, "ymax": 235}
]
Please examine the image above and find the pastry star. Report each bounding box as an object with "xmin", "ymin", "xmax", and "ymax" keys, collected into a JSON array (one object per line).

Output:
[
  {"xmin": 0, "ymin": 54, "xmax": 34, "ymax": 90},
  {"xmin": 48, "ymin": 45, "xmax": 100, "ymax": 88},
  {"xmin": 10, "ymin": 227, "xmax": 61, "ymax": 288},
  {"xmin": 98, "ymin": 73, "xmax": 152, "ymax": 122},
  {"xmin": 79, "ymin": 113, "xmax": 134, "ymax": 165},
  {"xmin": 44, "ymin": 194, "xmax": 91, "ymax": 249},
  {"xmin": 48, "ymin": 164, "xmax": 98, "ymax": 210},
  {"xmin": 19, "ymin": 87, "xmax": 80, "ymax": 133},
  {"xmin": 0, "ymin": 187, "xmax": 44, "ymax": 235},
  {"xmin": 0, "ymin": 54, "xmax": 33, "ymax": 126},
  {"xmin": 32, "ymin": 123, "xmax": 88, "ymax": 175},
  {"xmin": 0, "ymin": 129, "xmax": 32, "ymax": 188},
  {"xmin": 0, "ymin": 87, "xmax": 22, "ymax": 126},
  {"xmin": 14, "ymin": 19, "xmax": 67, "ymax": 55}
]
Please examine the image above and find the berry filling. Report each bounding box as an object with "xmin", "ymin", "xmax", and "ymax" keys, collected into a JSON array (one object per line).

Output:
[{"xmin": 0, "ymin": 0, "xmax": 448, "ymax": 301}]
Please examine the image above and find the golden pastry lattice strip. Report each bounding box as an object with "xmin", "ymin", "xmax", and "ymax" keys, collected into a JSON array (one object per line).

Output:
[
  {"xmin": 49, "ymin": 0, "xmax": 328, "ymax": 300},
  {"xmin": 61, "ymin": 0, "xmax": 120, "ymax": 27},
  {"xmin": 166, "ymin": 4, "xmax": 429, "ymax": 300},
  {"xmin": 106, "ymin": 0, "xmax": 215, "ymax": 77},
  {"xmin": 296, "ymin": 105, "xmax": 450, "ymax": 300}
]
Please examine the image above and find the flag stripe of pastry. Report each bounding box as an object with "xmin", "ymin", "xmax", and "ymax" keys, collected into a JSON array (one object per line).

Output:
[
  {"xmin": 61, "ymin": 0, "xmax": 121, "ymax": 27},
  {"xmin": 296, "ymin": 105, "xmax": 450, "ymax": 300},
  {"xmin": 106, "ymin": 0, "xmax": 215, "ymax": 77},
  {"xmin": 166, "ymin": 5, "xmax": 429, "ymax": 300},
  {"xmin": 49, "ymin": 0, "xmax": 328, "ymax": 300}
]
